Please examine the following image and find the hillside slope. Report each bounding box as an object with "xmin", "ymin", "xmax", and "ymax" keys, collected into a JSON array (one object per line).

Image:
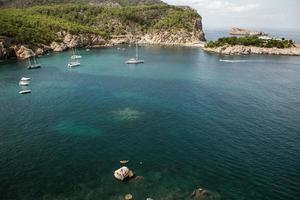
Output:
[
  {"xmin": 0, "ymin": 1, "xmax": 206, "ymax": 59},
  {"xmin": 0, "ymin": 0, "xmax": 165, "ymax": 7}
]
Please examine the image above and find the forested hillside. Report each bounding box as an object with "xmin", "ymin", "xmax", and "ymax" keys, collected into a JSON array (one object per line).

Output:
[
  {"xmin": 0, "ymin": 3, "xmax": 201, "ymax": 44},
  {"xmin": 0, "ymin": 0, "xmax": 164, "ymax": 7}
]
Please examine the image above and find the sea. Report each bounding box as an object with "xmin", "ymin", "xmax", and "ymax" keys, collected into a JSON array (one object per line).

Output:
[{"xmin": 0, "ymin": 29, "xmax": 300, "ymax": 200}]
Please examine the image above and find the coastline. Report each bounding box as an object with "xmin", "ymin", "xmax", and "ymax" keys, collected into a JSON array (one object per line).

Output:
[{"xmin": 203, "ymin": 44, "xmax": 300, "ymax": 56}]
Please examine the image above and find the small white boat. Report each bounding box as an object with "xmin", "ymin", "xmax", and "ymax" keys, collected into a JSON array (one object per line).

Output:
[
  {"xmin": 19, "ymin": 90, "xmax": 31, "ymax": 94},
  {"xmin": 21, "ymin": 77, "xmax": 31, "ymax": 81},
  {"xmin": 19, "ymin": 81, "xmax": 30, "ymax": 86},
  {"xmin": 68, "ymin": 61, "xmax": 80, "ymax": 68},
  {"xmin": 86, "ymin": 49, "xmax": 90, "ymax": 51},
  {"xmin": 71, "ymin": 48, "xmax": 82, "ymax": 59},
  {"xmin": 71, "ymin": 55, "xmax": 82, "ymax": 59},
  {"xmin": 126, "ymin": 43, "xmax": 144, "ymax": 64},
  {"xmin": 126, "ymin": 58, "xmax": 144, "ymax": 64},
  {"xmin": 27, "ymin": 56, "xmax": 41, "ymax": 69}
]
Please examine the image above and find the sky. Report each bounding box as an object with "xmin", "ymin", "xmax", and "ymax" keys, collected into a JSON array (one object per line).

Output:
[{"xmin": 164, "ymin": 0, "xmax": 300, "ymax": 30}]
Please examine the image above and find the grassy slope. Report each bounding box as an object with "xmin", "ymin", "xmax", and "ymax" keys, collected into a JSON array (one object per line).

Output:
[{"xmin": 0, "ymin": 3, "xmax": 201, "ymax": 45}]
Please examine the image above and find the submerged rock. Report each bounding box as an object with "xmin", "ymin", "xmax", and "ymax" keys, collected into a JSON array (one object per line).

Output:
[
  {"xmin": 124, "ymin": 193, "xmax": 133, "ymax": 200},
  {"xmin": 112, "ymin": 107, "xmax": 145, "ymax": 121},
  {"xmin": 191, "ymin": 188, "xmax": 221, "ymax": 200}
]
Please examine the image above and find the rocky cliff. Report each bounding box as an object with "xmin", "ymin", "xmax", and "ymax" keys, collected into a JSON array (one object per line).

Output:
[
  {"xmin": 203, "ymin": 44, "xmax": 300, "ymax": 56},
  {"xmin": 0, "ymin": 3, "xmax": 206, "ymax": 59},
  {"xmin": 230, "ymin": 27, "xmax": 268, "ymax": 36}
]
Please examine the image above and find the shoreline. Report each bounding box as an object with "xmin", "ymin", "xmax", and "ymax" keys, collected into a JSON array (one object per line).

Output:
[{"xmin": 203, "ymin": 44, "xmax": 300, "ymax": 56}]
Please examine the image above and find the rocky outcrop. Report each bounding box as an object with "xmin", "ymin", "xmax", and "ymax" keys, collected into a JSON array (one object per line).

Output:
[
  {"xmin": 230, "ymin": 27, "xmax": 268, "ymax": 36},
  {"xmin": 204, "ymin": 44, "xmax": 300, "ymax": 56},
  {"xmin": 14, "ymin": 45, "xmax": 34, "ymax": 59},
  {"xmin": 0, "ymin": 36, "xmax": 16, "ymax": 59},
  {"xmin": 50, "ymin": 42, "xmax": 68, "ymax": 52}
]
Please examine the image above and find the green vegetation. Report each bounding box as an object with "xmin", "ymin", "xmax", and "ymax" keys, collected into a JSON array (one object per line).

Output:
[
  {"xmin": 0, "ymin": 3, "xmax": 201, "ymax": 45},
  {"xmin": 0, "ymin": 0, "xmax": 165, "ymax": 7},
  {"xmin": 205, "ymin": 36, "xmax": 295, "ymax": 49}
]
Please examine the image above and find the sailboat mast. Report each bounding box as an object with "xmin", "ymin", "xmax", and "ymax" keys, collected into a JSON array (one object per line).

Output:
[
  {"xmin": 135, "ymin": 43, "xmax": 138, "ymax": 60},
  {"xmin": 33, "ymin": 56, "xmax": 37, "ymax": 64}
]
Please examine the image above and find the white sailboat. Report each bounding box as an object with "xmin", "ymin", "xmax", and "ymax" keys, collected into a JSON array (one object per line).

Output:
[
  {"xmin": 126, "ymin": 43, "xmax": 144, "ymax": 64},
  {"xmin": 27, "ymin": 56, "xmax": 41, "ymax": 69},
  {"xmin": 19, "ymin": 89, "xmax": 31, "ymax": 94},
  {"xmin": 21, "ymin": 77, "xmax": 31, "ymax": 81},
  {"xmin": 71, "ymin": 48, "xmax": 82, "ymax": 59}
]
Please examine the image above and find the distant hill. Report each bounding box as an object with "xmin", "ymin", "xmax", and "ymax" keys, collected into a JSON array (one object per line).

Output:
[{"xmin": 0, "ymin": 0, "xmax": 165, "ymax": 7}]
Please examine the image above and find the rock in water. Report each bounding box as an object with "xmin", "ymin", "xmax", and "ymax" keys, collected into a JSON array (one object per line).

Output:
[
  {"xmin": 191, "ymin": 188, "xmax": 221, "ymax": 200},
  {"xmin": 114, "ymin": 166, "xmax": 134, "ymax": 181},
  {"xmin": 124, "ymin": 193, "xmax": 133, "ymax": 200}
]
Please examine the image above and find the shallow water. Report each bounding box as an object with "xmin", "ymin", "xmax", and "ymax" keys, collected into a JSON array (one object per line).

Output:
[{"xmin": 0, "ymin": 45, "xmax": 300, "ymax": 200}]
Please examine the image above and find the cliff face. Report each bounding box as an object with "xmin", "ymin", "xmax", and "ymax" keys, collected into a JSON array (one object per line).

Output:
[{"xmin": 230, "ymin": 27, "xmax": 268, "ymax": 36}]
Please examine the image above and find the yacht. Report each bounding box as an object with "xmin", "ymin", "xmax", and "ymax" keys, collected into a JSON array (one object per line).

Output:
[
  {"xmin": 19, "ymin": 81, "xmax": 30, "ymax": 86},
  {"xmin": 27, "ymin": 56, "xmax": 41, "ymax": 69},
  {"xmin": 126, "ymin": 43, "xmax": 144, "ymax": 64},
  {"xmin": 19, "ymin": 90, "xmax": 31, "ymax": 94},
  {"xmin": 21, "ymin": 77, "xmax": 31, "ymax": 81},
  {"xmin": 68, "ymin": 60, "xmax": 80, "ymax": 68},
  {"xmin": 71, "ymin": 48, "xmax": 82, "ymax": 59}
]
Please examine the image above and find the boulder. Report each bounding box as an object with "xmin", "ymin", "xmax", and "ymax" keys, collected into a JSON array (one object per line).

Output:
[{"xmin": 114, "ymin": 166, "xmax": 134, "ymax": 181}]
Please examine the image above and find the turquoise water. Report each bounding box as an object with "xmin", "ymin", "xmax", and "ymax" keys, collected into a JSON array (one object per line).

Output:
[{"xmin": 0, "ymin": 45, "xmax": 300, "ymax": 200}]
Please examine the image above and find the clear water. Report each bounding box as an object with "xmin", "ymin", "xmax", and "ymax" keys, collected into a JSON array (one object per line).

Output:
[{"xmin": 1, "ymin": 43, "xmax": 300, "ymax": 200}]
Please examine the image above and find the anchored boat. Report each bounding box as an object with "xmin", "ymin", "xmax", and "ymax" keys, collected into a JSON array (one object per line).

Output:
[
  {"xmin": 19, "ymin": 90, "xmax": 31, "ymax": 94},
  {"xmin": 126, "ymin": 43, "xmax": 144, "ymax": 64},
  {"xmin": 27, "ymin": 56, "xmax": 41, "ymax": 69}
]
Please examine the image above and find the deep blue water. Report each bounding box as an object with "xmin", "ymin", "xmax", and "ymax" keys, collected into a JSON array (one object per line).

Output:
[{"xmin": 1, "ymin": 41, "xmax": 300, "ymax": 200}]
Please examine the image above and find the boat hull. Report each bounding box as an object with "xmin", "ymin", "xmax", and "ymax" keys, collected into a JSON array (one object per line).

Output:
[
  {"xmin": 27, "ymin": 64, "xmax": 41, "ymax": 69},
  {"xmin": 126, "ymin": 60, "xmax": 144, "ymax": 64}
]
